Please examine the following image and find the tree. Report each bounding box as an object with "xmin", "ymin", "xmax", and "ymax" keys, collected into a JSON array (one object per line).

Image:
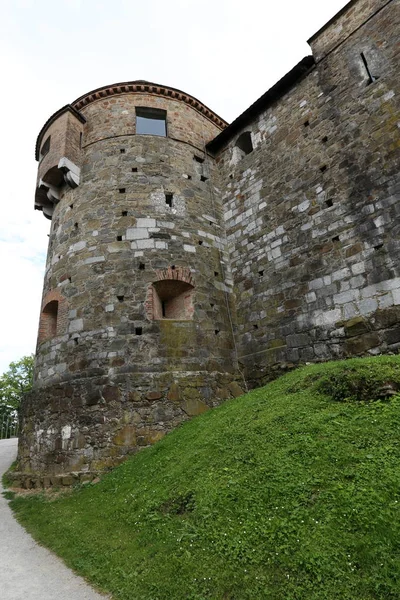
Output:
[{"xmin": 0, "ymin": 355, "xmax": 34, "ymax": 438}]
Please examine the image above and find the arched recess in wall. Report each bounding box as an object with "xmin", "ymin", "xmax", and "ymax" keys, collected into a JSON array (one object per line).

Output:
[
  {"xmin": 235, "ymin": 131, "xmax": 253, "ymax": 156},
  {"xmin": 146, "ymin": 267, "xmax": 195, "ymax": 320},
  {"xmin": 38, "ymin": 290, "xmax": 68, "ymax": 343}
]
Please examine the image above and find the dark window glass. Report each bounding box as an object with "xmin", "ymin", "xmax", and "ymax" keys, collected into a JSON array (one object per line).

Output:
[
  {"xmin": 40, "ymin": 135, "xmax": 51, "ymax": 159},
  {"xmin": 136, "ymin": 107, "xmax": 167, "ymax": 136}
]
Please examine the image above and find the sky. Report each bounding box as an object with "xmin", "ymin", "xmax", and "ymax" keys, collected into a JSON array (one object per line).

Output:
[{"xmin": 0, "ymin": 0, "xmax": 348, "ymax": 374}]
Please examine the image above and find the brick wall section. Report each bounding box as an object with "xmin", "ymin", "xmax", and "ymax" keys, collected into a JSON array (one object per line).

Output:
[
  {"xmin": 79, "ymin": 94, "xmax": 220, "ymax": 151},
  {"xmin": 215, "ymin": 0, "xmax": 399, "ymax": 384},
  {"xmin": 37, "ymin": 110, "xmax": 84, "ymax": 187}
]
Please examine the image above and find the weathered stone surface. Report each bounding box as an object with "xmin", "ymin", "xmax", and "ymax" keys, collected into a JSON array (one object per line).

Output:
[
  {"xmin": 146, "ymin": 391, "xmax": 163, "ymax": 401},
  {"xmin": 167, "ymin": 383, "xmax": 181, "ymax": 403},
  {"xmin": 181, "ymin": 398, "xmax": 209, "ymax": 416},
  {"xmin": 113, "ymin": 425, "xmax": 137, "ymax": 447},
  {"xmin": 343, "ymin": 317, "xmax": 370, "ymax": 338},
  {"xmin": 345, "ymin": 333, "xmax": 381, "ymax": 355},
  {"xmin": 227, "ymin": 382, "xmax": 244, "ymax": 397}
]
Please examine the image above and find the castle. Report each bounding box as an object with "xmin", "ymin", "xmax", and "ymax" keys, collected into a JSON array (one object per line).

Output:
[{"xmin": 16, "ymin": 0, "xmax": 399, "ymax": 487}]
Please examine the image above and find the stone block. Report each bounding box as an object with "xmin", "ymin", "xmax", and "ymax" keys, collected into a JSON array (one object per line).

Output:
[
  {"xmin": 227, "ymin": 381, "xmax": 244, "ymax": 397},
  {"xmin": 345, "ymin": 333, "xmax": 381, "ymax": 355},
  {"xmin": 343, "ymin": 317, "xmax": 370, "ymax": 338},
  {"xmin": 181, "ymin": 398, "xmax": 209, "ymax": 416}
]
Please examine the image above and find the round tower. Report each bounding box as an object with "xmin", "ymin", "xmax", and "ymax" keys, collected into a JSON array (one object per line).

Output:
[{"xmin": 17, "ymin": 81, "xmax": 242, "ymax": 487}]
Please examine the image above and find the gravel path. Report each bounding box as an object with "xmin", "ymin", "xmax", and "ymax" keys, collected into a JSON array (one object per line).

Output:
[{"xmin": 0, "ymin": 438, "xmax": 111, "ymax": 600}]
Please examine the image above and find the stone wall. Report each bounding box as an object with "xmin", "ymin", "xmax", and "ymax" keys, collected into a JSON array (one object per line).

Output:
[{"xmin": 213, "ymin": 0, "xmax": 399, "ymax": 385}]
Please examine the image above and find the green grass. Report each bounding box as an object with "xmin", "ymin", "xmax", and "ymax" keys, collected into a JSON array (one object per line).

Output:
[{"xmin": 8, "ymin": 356, "xmax": 400, "ymax": 599}]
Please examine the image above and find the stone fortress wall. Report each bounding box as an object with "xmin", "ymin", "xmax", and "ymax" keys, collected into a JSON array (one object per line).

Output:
[
  {"xmin": 16, "ymin": 0, "xmax": 400, "ymax": 486},
  {"xmin": 209, "ymin": 0, "xmax": 399, "ymax": 385}
]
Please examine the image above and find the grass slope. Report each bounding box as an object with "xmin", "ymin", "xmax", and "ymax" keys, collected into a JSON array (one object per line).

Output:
[{"xmin": 8, "ymin": 356, "xmax": 400, "ymax": 599}]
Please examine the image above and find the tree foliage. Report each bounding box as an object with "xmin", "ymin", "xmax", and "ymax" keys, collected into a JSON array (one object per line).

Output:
[{"xmin": 0, "ymin": 355, "xmax": 34, "ymax": 415}]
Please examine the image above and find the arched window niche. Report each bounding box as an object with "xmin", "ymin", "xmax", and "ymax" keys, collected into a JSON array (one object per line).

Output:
[
  {"xmin": 146, "ymin": 267, "xmax": 195, "ymax": 321},
  {"xmin": 39, "ymin": 300, "xmax": 59, "ymax": 342},
  {"xmin": 235, "ymin": 131, "xmax": 253, "ymax": 155}
]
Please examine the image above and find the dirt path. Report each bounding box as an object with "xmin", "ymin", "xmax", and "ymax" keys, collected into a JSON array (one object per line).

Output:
[{"xmin": 0, "ymin": 438, "xmax": 111, "ymax": 600}]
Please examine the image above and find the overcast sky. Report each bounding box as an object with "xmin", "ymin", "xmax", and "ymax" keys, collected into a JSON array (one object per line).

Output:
[{"xmin": 0, "ymin": 0, "xmax": 347, "ymax": 374}]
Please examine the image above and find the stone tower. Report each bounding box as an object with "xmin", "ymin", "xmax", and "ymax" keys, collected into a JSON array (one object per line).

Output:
[{"xmin": 18, "ymin": 82, "xmax": 242, "ymax": 486}]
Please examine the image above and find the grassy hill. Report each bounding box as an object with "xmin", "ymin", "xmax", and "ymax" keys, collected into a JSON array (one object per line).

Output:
[{"xmin": 7, "ymin": 356, "xmax": 400, "ymax": 599}]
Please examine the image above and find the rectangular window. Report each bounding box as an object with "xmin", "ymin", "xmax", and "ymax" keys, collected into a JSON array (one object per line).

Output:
[
  {"xmin": 136, "ymin": 107, "xmax": 167, "ymax": 137},
  {"xmin": 40, "ymin": 135, "xmax": 51, "ymax": 159}
]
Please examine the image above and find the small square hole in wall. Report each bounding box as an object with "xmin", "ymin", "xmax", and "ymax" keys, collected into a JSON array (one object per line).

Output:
[
  {"xmin": 325, "ymin": 199, "xmax": 333, "ymax": 208},
  {"xmin": 210, "ymin": 303, "xmax": 215, "ymax": 308},
  {"xmin": 135, "ymin": 327, "xmax": 143, "ymax": 336},
  {"xmin": 119, "ymin": 188, "xmax": 126, "ymax": 194},
  {"xmin": 132, "ymin": 167, "xmax": 138, "ymax": 172},
  {"xmin": 332, "ymin": 235, "xmax": 340, "ymax": 243},
  {"xmin": 320, "ymin": 165, "xmax": 328, "ymax": 173},
  {"xmin": 117, "ymin": 235, "xmax": 123, "ymax": 241},
  {"xmin": 253, "ymin": 324, "xmax": 259, "ymax": 330},
  {"xmin": 165, "ymin": 193, "xmax": 173, "ymax": 207},
  {"xmin": 74, "ymin": 338, "xmax": 79, "ymax": 345},
  {"xmin": 122, "ymin": 210, "xmax": 128, "ymax": 216},
  {"xmin": 229, "ymin": 174, "xmax": 233, "ymax": 179},
  {"xmin": 171, "ymin": 265, "xmax": 176, "ymax": 270},
  {"xmin": 214, "ymin": 271, "xmax": 219, "ymax": 277},
  {"xmin": 120, "ymin": 148, "xmax": 125, "ymax": 154},
  {"xmin": 200, "ymin": 175, "xmax": 208, "ymax": 182},
  {"xmin": 258, "ymin": 270, "xmax": 264, "ymax": 277},
  {"xmin": 304, "ymin": 120, "xmax": 310, "ymax": 127},
  {"xmin": 139, "ymin": 263, "xmax": 145, "ymax": 270},
  {"xmin": 374, "ymin": 243, "xmax": 384, "ymax": 250},
  {"xmin": 198, "ymin": 240, "xmax": 203, "ymax": 245},
  {"xmin": 74, "ymin": 222, "xmax": 79, "ymax": 229},
  {"xmin": 215, "ymin": 329, "xmax": 220, "ymax": 335},
  {"xmin": 322, "ymin": 136, "xmax": 328, "ymax": 143},
  {"xmin": 187, "ymin": 174, "xmax": 192, "ymax": 180},
  {"xmin": 69, "ymin": 204, "xmax": 74, "ymax": 209},
  {"xmin": 194, "ymin": 155, "xmax": 204, "ymax": 163},
  {"xmin": 117, "ymin": 295, "xmax": 124, "ymax": 302}
]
